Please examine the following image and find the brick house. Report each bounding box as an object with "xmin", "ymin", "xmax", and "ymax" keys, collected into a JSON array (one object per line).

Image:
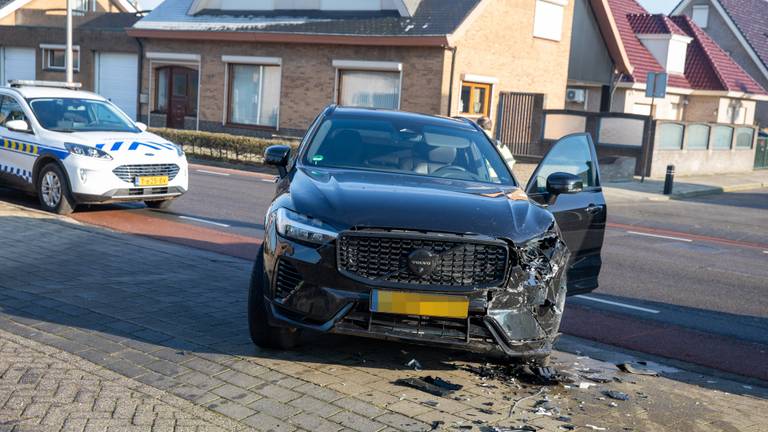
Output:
[
  {"xmin": 567, "ymin": 0, "xmax": 767, "ymax": 124},
  {"xmin": 672, "ymin": 0, "xmax": 768, "ymax": 129},
  {"xmin": 128, "ymin": 0, "xmax": 577, "ymax": 137},
  {"xmin": 0, "ymin": 0, "xmax": 141, "ymax": 118}
]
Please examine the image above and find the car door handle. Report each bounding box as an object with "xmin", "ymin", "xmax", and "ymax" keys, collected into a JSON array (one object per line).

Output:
[{"xmin": 585, "ymin": 204, "xmax": 603, "ymax": 215}]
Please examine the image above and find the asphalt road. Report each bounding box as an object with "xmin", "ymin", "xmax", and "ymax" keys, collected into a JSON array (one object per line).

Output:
[{"xmin": 2, "ymin": 165, "xmax": 767, "ymax": 379}]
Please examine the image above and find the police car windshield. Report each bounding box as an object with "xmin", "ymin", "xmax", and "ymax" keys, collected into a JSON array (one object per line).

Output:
[{"xmin": 28, "ymin": 98, "xmax": 138, "ymax": 133}]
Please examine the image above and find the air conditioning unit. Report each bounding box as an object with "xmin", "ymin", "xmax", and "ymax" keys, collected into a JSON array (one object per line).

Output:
[{"xmin": 566, "ymin": 88, "xmax": 586, "ymax": 104}]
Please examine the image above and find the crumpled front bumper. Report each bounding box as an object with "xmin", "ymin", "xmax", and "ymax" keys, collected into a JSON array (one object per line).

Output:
[{"xmin": 262, "ymin": 225, "xmax": 570, "ymax": 362}]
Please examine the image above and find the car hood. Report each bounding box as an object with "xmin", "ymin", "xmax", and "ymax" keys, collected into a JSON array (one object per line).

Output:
[
  {"xmin": 57, "ymin": 131, "xmax": 183, "ymax": 163},
  {"xmin": 288, "ymin": 167, "xmax": 555, "ymax": 243}
]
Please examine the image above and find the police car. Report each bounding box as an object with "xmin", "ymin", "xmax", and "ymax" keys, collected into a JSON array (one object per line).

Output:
[{"xmin": 0, "ymin": 81, "xmax": 188, "ymax": 214}]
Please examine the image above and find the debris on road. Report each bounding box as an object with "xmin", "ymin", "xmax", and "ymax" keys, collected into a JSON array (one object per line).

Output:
[
  {"xmin": 617, "ymin": 362, "xmax": 660, "ymax": 376},
  {"xmin": 394, "ymin": 376, "xmax": 463, "ymax": 397},
  {"xmin": 406, "ymin": 358, "xmax": 423, "ymax": 371},
  {"xmin": 603, "ymin": 390, "xmax": 630, "ymax": 401},
  {"xmin": 585, "ymin": 425, "xmax": 607, "ymax": 431}
]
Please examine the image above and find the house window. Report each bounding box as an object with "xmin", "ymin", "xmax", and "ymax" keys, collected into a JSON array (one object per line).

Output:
[
  {"xmin": 43, "ymin": 47, "xmax": 80, "ymax": 72},
  {"xmin": 533, "ymin": 0, "xmax": 567, "ymax": 42},
  {"xmin": 459, "ymin": 82, "xmax": 492, "ymax": 116},
  {"xmin": 692, "ymin": 5, "xmax": 709, "ymax": 28},
  {"xmin": 338, "ymin": 70, "xmax": 401, "ymax": 110},
  {"xmin": 228, "ymin": 64, "xmax": 281, "ymax": 128}
]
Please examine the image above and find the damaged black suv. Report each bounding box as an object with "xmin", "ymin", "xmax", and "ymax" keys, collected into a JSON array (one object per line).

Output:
[{"xmin": 249, "ymin": 106, "xmax": 606, "ymax": 364}]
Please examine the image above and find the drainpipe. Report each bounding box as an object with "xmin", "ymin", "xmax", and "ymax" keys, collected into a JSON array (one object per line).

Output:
[
  {"xmin": 135, "ymin": 36, "xmax": 144, "ymax": 122},
  {"xmin": 65, "ymin": 0, "xmax": 73, "ymax": 84},
  {"xmin": 446, "ymin": 46, "xmax": 457, "ymax": 117}
]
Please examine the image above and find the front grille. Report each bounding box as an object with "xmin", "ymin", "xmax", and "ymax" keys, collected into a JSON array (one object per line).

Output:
[
  {"xmin": 128, "ymin": 187, "xmax": 169, "ymax": 196},
  {"xmin": 275, "ymin": 260, "xmax": 303, "ymax": 299},
  {"xmin": 112, "ymin": 164, "xmax": 180, "ymax": 183},
  {"xmin": 338, "ymin": 232, "xmax": 509, "ymax": 288}
]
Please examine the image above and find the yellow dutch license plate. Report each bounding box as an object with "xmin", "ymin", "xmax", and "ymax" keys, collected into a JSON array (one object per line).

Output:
[
  {"xmin": 371, "ymin": 290, "xmax": 469, "ymax": 319},
  {"xmin": 135, "ymin": 176, "xmax": 169, "ymax": 187}
]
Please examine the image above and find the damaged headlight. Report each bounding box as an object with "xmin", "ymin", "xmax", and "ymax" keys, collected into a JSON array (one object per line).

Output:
[{"xmin": 275, "ymin": 208, "xmax": 338, "ymax": 244}]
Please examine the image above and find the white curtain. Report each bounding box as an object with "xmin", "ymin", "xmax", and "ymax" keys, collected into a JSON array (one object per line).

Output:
[
  {"xmin": 339, "ymin": 71, "xmax": 400, "ymax": 110},
  {"xmin": 231, "ymin": 64, "xmax": 280, "ymax": 127}
]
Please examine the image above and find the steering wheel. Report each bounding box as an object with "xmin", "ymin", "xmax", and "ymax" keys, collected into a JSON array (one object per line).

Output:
[{"xmin": 432, "ymin": 165, "xmax": 479, "ymax": 180}]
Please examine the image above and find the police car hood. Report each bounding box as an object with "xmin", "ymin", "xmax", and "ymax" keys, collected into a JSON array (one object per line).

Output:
[{"xmin": 63, "ymin": 131, "xmax": 182, "ymax": 164}]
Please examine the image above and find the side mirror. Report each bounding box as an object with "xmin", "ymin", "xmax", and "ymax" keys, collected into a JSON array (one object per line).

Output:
[
  {"xmin": 6, "ymin": 119, "xmax": 30, "ymax": 133},
  {"xmin": 546, "ymin": 172, "xmax": 583, "ymax": 196},
  {"xmin": 265, "ymin": 145, "xmax": 291, "ymax": 177},
  {"xmin": 135, "ymin": 122, "xmax": 148, "ymax": 132}
]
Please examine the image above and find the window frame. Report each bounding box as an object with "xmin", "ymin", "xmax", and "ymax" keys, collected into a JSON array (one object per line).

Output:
[
  {"xmin": 459, "ymin": 82, "xmax": 492, "ymax": 117},
  {"xmin": 533, "ymin": 0, "xmax": 567, "ymax": 42},
  {"xmin": 42, "ymin": 46, "xmax": 80, "ymax": 72},
  {"xmin": 226, "ymin": 62, "xmax": 282, "ymax": 130},
  {"xmin": 340, "ymin": 67, "xmax": 403, "ymax": 110}
]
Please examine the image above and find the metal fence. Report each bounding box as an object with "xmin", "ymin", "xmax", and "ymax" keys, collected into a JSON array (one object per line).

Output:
[{"xmin": 495, "ymin": 92, "xmax": 545, "ymax": 157}]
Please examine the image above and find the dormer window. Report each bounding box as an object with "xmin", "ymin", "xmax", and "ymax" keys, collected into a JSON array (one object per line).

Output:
[{"xmin": 636, "ymin": 33, "xmax": 693, "ymax": 75}]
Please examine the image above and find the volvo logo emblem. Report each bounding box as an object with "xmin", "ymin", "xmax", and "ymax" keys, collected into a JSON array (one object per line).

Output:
[{"xmin": 407, "ymin": 249, "xmax": 438, "ymax": 278}]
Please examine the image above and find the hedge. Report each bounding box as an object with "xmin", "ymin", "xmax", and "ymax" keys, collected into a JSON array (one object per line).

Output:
[{"xmin": 149, "ymin": 128, "xmax": 299, "ymax": 165}]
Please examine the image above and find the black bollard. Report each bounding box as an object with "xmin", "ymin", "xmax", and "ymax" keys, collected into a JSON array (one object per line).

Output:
[{"xmin": 663, "ymin": 165, "xmax": 675, "ymax": 195}]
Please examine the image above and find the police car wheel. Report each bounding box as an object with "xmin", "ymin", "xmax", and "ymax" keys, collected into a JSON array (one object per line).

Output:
[
  {"xmin": 37, "ymin": 163, "xmax": 75, "ymax": 215},
  {"xmin": 248, "ymin": 246, "xmax": 302, "ymax": 350},
  {"xmin": 145, "ymin": 199, "xmax": 174, "ymax": 210}
]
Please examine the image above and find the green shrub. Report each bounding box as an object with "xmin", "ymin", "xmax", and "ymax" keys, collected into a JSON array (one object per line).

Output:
[{"xmin": 149, "ymin": 128, "xmax": 299, "ymax": 165}]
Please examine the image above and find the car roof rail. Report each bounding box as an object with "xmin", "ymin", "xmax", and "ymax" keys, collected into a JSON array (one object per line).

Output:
[{"xmin": 9, "ymin": 80, "xmax": 82, "ymax": 90}]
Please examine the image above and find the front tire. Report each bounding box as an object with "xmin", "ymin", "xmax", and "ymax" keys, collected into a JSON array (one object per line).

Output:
[
  {"xmin": 248, "ymin": 246, "xmax": 302, "ymax": 350},
  {"xmin": 145, "ymin": 199, "xmax": 174, "ymax": 209},
  {"xmin": 37, "ymin": 163, "xmax": 76, "ymax": 215}
]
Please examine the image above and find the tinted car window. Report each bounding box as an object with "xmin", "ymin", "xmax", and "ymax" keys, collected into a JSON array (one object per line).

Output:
[
  {"xmin": 303, "ymin": 117, "xmax": 514, "ymax": 185},
  {"xmin": 531, "ymin": 134, "xmax": 596, "ymax": 193}
]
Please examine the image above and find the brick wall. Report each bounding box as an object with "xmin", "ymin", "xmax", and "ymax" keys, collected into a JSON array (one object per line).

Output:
[
  {"xmin": 449, "ymin": 0, "xmax": 576, "ymax": 122},
  {"xmin": 0, "ymin": 26, "xmax": 138, "ymax": 91},
  {"xmin": 140, "ymin": 39, "xmax": 447, "ymax": 136}
]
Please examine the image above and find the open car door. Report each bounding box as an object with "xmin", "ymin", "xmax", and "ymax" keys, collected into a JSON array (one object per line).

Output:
[{"xmin": 526, "ymin": 133, "xmax": 606, "ymax": 295}]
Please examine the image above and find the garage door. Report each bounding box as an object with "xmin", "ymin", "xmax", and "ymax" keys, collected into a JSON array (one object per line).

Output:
[
  {"xmin": 96, "ymin": 52, "xmax": 138, "ymax": 119},
  {"xmin": 1, "ymin": 47, "xmax": 36, "ymax": 85}
]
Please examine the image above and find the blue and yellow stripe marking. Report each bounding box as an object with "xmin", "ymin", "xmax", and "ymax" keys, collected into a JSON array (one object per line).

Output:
[{"xmin": 2, "ymin": 138, "xmax": 40, "ymax": 156}]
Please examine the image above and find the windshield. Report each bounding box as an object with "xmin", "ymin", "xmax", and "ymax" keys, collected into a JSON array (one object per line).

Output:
[
  {"xmin": 303, "ymin": 117, "xmax": 515, "ymax": 185},
  {"xmin": 28, "ymin": 98, "xmax": 138, "ymax": 133}
]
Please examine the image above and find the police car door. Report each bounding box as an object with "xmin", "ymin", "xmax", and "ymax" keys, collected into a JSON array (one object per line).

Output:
[{"xmin": 0, "ymin": 95, "xmax": 37, "ymax": 189}]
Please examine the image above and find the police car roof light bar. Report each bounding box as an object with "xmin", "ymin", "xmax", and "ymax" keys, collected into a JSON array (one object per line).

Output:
[{"xmin": 9, "ymin": 80, "xmax": 83, "ymax": 90}]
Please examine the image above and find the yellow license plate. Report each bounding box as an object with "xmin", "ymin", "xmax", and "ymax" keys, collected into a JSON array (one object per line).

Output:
[
  {"xmin": 135, "ymin": 176, "xmax": 169, "ymax": 187},
  {"xmin": 371, "ymin": 290, "xmax": 469, "ymax": 319}
]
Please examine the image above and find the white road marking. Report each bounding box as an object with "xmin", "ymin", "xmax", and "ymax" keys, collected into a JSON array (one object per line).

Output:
[
  {"xmin": 763, "ymin": 251, "xmax": 768, "ymax": 254},
  {"xmin": 178, "ymin": 216, "xmax": 230, "ymax": 228},
  {"xmin": 626, "ymin": 231, "xmax": 693, "ymax": 243},
  {"xmin": 576, "ymin": 295, "xmax": 661, "ymax": 314},
  {"xmin": 261, "ymin": 178, "xmax": 277, "ymax": 183},
  {"xmin": 196, "ymin": 169, "xmax": 230, "ymax": 177}
]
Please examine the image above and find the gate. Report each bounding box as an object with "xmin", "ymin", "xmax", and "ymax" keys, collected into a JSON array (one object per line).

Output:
[
  {"xmin": 756, "ymin": 135, "xmax": 768, "ymax": 169},
  {"xmin": 495, "ymin": 92, "xmax": 545, "ymax": 157}
]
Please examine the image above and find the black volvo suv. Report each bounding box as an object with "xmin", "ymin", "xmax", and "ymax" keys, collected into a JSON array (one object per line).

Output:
[{"xmin": 249, "ymin": 106, "xmax": 606, "ymax": 364}]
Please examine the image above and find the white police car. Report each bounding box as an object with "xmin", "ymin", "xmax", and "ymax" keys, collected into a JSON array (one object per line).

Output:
[{"xmin": 0, "ymin": 81, "xmax": 188, "ymax": 214}]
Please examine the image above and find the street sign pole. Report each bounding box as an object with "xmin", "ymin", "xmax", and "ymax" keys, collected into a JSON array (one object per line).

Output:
[
  {"xmin": 66, "ymin": 0, "xmax": 73, "ymax": 84},
  {"xmin": 641, "ymin": 72, "xmax": 668, "ymax": 183}
]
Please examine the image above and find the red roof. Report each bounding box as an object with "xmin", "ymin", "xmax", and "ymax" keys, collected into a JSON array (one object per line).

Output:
[{"xmin": 607, "ymin": 0, "xmax": 766, "ymax": 94}]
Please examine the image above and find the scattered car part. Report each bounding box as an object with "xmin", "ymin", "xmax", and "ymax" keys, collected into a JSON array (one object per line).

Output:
[{"xmin": 394, "ymin": 376, "xmax": 463, "ymax": 397}]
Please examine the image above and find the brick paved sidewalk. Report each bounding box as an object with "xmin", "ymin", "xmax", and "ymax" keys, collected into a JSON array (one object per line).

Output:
[
  {"xmin": 0, "ymin": 201, "xmax": 767, "ymax": 432},
  {"xmin": 0, "ymin": 328, "xmax": 242, "ymax": 432}
]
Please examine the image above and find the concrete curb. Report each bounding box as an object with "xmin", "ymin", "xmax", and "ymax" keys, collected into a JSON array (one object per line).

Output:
[{"xmin": 605, "ymin": 180, "xmax": 767, "ymax": 202}]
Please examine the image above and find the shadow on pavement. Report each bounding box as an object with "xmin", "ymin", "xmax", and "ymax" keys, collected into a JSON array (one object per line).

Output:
[{"xmin": 0, "ymin": 209, "xmax": 766, "ymax": 404}]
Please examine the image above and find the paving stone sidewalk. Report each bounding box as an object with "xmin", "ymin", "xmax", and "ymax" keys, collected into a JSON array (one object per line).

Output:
[{"xmin": 1, "ymin": 201, "xmax": 767, "ymax": 432}]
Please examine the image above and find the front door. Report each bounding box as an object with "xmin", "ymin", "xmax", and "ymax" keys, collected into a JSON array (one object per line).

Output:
[
  {"xmin": 168, "ymin": 69, "xmax": 190, "ymax": 129},
  {"xmin": 526, "ymin": 133, "xmax": 607, "ymax": 295}
]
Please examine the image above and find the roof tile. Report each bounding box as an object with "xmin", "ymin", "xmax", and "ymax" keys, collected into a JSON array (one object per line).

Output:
[{"xmin": 718, "ymin": 0, "xmax": 768, "ymax": 72}]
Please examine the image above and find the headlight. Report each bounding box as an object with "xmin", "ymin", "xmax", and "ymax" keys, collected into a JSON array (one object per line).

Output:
[
  {"xmin": 275, "ymin": 208, "xmax": 338, "ymax": 244},
  {"xmin": 65, "ymin": 143, "xmax": 113, "ymax": 160},
  {"xmin": 173, "ymin": 143, "xmax": 184, "ymax": 157}
]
